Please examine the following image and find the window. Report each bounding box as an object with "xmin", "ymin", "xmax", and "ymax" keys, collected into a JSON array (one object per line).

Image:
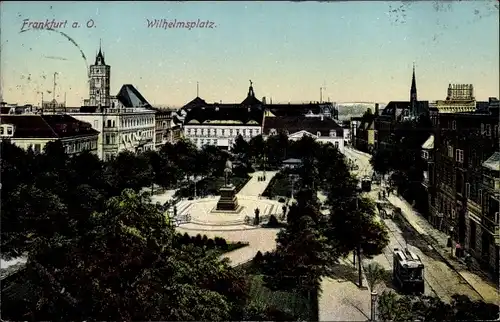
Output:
[
  {"xmin": 479, "ymin": 189, "xmax": 483, "ymax": 206},
  {"xmin": 465, "ymin": 183, "xmax": 470, "ymax": 198},
  {"xmin": 452, "ymin": 120, "xmax": 456, "ymax": 130},
  {"xmin": 486, "ymin": 124, "xmax": 491, "ymax": 136},
  {"xmin": 329, "ymin": 130, "xmax": 336, "ymax": 137},
  {"xmin": 105, "ymin": 134, "xmax": 110, "ymax": 145},
  {"xmin": 448, "ymin": 146, "xmax": 453, "ymax": 158},
  {"xmin": 455, "ymin": 149, "xmax": 464, "ymax": 163},
  {"xmin": 481, "ymin": 123, "xmax": 485, "ymax": 133},
  {"xmin": 34, "ymin": 144, "xmax": 41, "ymax": 153},
  {"xmin": 94, "ymin": 120, "xmax": 98, "ymax": 128},
  {"xmin": 270, "ymin": 129, "xmax": 277, "ymax": 135},
  {"xmin": 335, "ymin": 141, "xmax": 339, "ymax": 149},
  {"xmin": 107, "ymin": 120, "xmax": 111, "ymax": 127},
  {"xmin": 317, "ymin": 131, "xmax": 321, "ymax": 137},
  {"xmin": 6, "ymin": 126, "xmax": 13, "ymax": 136},
  {"xmin": 0, "ymin": 127, "xmax": 3, "ymax": 136},
  {"xmin": 422, "ymin": 151, "xmax": 428, "ymax": 159},
  {"xmin": 112, "ymin": 120, "xmax": 115, "ymax": 127}
]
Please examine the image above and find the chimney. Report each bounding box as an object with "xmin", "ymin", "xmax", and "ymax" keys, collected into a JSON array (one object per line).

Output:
[{"xmin": 375, "ymin": 103, "xmax": 379, "ymax": 115}]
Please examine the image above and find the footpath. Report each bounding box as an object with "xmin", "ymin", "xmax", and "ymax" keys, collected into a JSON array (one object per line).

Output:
[{"xmin": 386, "ymin": 194, "xmax": 499, "ymax": 304}]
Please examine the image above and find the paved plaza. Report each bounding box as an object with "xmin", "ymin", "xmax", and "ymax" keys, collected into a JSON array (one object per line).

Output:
[{"xmin": 171, "ymin": 171, "xmax": 284, "ymax": 267}]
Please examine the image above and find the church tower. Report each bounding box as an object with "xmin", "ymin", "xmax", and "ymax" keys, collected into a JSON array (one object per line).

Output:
[
  {"xmin": 89, "ymin": 41, "xmax": 111, "ymax": 107},
  {"xmin": 410, "ymin": 63, "xmax": 418, "ymax": 117}
]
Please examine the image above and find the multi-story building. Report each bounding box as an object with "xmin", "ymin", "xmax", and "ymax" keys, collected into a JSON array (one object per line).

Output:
[
  {"xmin": 375, "ymin": 66, "xmax": 429, "ymax": 149},
  {"xmin": 0, "ymin": 114, "xmax": 99, "ymax": 155},
  {"xmin": 428, "ymin": 84, "xmax": 476, "ymax": 114},
  {"xmin": 69, "ymin": 104, "xmax": 155, "ymax": 160},
  {"xmin": 426, "ymin": 99, "xmax": 499, "ymax": 276},
  {"xmin": 83, "ymin": 45, "xmax": 111, "ymax": 108},
  {"xmin": 262, "ymin": 115, "xmax": 345, "ymax": 153},
  {"xmin": 183, "ymin": 106, "xmax": 264, "ymax": 150},
  {"xmin": 153, "ymin": 108, "xmax": 174, "ymax": 149}
]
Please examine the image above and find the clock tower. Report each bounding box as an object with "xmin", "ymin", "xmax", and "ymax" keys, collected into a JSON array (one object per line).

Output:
[{"xmin": 89, "ymin": 42, "xmax": 111, "ymax": 107}]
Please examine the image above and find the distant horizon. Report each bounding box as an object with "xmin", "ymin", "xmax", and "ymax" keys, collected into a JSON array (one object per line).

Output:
[{"xmin": 1, "ymin": 1, "xmax": 498, "ymax": 107}]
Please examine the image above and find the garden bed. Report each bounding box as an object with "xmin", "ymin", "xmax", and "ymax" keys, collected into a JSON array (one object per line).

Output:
[
  {"xmin": 174, "ymin": 233, "xmax": 249, "ymax": 253},
  {"xmin": 261, "ymin": 172, "xmax": 293, "ymax": 198},
  {"xmin": 245, "ymin": 274, "xmax": 314, "ymax": 321}
]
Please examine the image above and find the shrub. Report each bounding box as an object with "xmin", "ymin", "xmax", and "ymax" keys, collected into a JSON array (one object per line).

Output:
[
  {"xmin": 268, "ymin": 215, "xmax": 279, "ymax": 226},
  {"xmin": 254, "ymin": 251, "xmax": 264, "ymax": 264},
  {"xmin": 202, "ymin": 235, "xmax": 208, "ymax": 245},
  {"xmin": 195, "ymin": 234, "xmax": 203, "ymax": 246},
  {"xmin": 206, "ymin": 238, "xmax": 215, "ymax": 248},
  {"xmin": 218, "ymin": 238, "xmax": 228, "ymax": 250}
]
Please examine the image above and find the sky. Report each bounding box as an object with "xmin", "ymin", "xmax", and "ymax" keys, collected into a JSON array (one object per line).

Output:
[{"xmin": 1, "ymin": 1, "xmax": 499, "ymax": 107}]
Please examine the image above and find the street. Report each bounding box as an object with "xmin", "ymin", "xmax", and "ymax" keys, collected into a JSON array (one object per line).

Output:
[{"xmin": 343, "ymin": 146, "xmax": 484, "ymax": 303}]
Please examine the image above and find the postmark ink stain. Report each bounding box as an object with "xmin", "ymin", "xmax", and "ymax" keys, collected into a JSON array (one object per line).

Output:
[{"xmin": 19, "ymin": 28, "xmax": 90, "ymax": 80}]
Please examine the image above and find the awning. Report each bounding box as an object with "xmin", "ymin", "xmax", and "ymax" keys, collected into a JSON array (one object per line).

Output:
[
  {"xmin": 482, "ymin": 152, "xmax": 500, "ymax": 172},
  {"xmin": 421, "ymin": 134, "xmax": 434, "ymax": 150}
]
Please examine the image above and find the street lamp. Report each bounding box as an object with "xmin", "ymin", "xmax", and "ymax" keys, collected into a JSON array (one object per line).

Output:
[
  {"xmin": 262, "ymin": 155, "xmax": 268, "ymax": 180},
  {"xmin": 370, "ymin": 291, "xmax": 378, "ymax": 321}
]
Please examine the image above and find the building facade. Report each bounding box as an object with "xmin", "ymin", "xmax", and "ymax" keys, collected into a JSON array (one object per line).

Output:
[
  {"xmin": 0, "ymin": 114, "xmax": 99, "ymax": 155},
  {"xmin": 426, "ymin": 102, "xmax": 499, "ymax": 276},
  {"xmin": 69, "ymin": 106, "xmax": 155, "ymax": 160},
  {"xmin": 262, "ymin": 115, "xmax": 345, "ymax": 153},
  {"xmin": 428, "ymin": 84, "xmax": 476, "ymax": 114},
  {"xmin": 84, "ymin": 45, "xmax": 111, "ymax": 108},
  {"xmin": 153, "ymin": 109, "xmax": 174, "ymax": 149}
]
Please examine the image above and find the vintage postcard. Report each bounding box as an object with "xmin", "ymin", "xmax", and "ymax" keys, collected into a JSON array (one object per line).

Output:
[{"xmin": 1, "ymin": 1, "xmax": 499, "ymax": 321}]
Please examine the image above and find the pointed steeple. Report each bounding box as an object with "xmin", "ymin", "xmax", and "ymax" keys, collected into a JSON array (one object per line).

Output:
[
  {"xmin": 248, "ymin": 79, "xmax": 255, "ymax": 97},
  {"xmin": 410, "ymin": 62, "xmax": 417, "ymax": 101},
  {"xmin": 241, "ymin": 79, "xmax": 261, "ymax": 106},
  {"xmin": 95, "ymin": 39, "xmax": 105, "ymax": 65}
]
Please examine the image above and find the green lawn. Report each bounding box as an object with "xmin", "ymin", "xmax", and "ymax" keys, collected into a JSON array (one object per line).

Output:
[{"xmin": 246, "ymin": 274, "xmax": 314, "ymax": 321}]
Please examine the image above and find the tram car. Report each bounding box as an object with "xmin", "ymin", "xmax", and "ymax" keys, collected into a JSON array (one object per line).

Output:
[{"xmin": 392, "ymin": 248, "xmax": 425, "ymax": 294}]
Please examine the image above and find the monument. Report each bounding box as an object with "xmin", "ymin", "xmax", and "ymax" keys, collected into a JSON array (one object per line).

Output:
[{"xmin": 215, "ymin": 159, "xmax": 240, "ymax": 212}]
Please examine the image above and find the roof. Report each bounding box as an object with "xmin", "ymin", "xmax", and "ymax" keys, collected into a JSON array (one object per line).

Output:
[
  {"xmin": 483, "ymin": 152, "xmax": 500, "ymax": 172},
  {"xmin": 263, "ymin": 115, "xmax": 343, "ymax": 136},
  {"xmin": 116, "ymin": 84, "xmax": 152, "ymax": 108},
  {"xmin": 183, "ymin": 96, "xmax": 207, "ymax": 110},
  {"xmin": 283, "ymin": 158, "xmax": 302, "ymax": 164},
  {"xmin": 266, "ymin": 103, "xmax": 331, "ymax": 116},
  {"xmin": 184, "ymin": 106, "xmax": 264, "ymax": 126},
  {"xmin": 0, "ymin": 115, "xmax": 99, "ymax": 139},
  {"xmin": 422, "ymin": 134, "xmax": 434, "ymax": 150}
]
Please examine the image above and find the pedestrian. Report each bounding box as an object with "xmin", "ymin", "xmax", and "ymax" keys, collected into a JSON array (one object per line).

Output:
[
  {"xmin": 455, "ymin": 242, "xmax": 462, "ymax": 258},
  {"xmin": 388, "ymin": 189, "xmax": 391, "ymax": 197}
]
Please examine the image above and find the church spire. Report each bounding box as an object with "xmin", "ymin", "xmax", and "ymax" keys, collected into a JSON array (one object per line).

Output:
[
  {"xmin": 410, "ymin": 62, "xmax": 417, "ymax": 101},
  {"xmin": 95, "ymin": 39, "xmax": 105, "ymax": 65}
]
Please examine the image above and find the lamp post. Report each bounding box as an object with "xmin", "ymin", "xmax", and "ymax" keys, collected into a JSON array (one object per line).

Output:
[
  {"xmin": 370, "ymin": 291, "xmax": 378, "ymax": 321},
  {"xmin": 263, "ymin": 155, "xmax": 267, "ymax": 180}
]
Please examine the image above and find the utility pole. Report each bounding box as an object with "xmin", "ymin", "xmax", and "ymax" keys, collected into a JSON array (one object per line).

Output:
[
  {"xmin": 196, "ymin": 81, "xmax": 199, "ymax": 97},
  {"xmin": 320, "ymin": 87, "xmax": 326, "ymax": 103}
]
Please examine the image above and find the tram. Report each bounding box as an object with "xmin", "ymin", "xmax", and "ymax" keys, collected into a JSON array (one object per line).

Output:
[{"xmin": 392, "ymin": 248, "xmax": 425, "ymax": 294}]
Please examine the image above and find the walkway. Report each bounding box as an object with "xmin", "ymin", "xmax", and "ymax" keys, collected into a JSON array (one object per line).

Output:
[
  {"xmin": 387, "ymin": 194, "xmax": 499, "ymax": 304},
  {"xmin": 237, "ymin": 171, "xmax": 278, "ymax": 196},
  {"xmin": 319, "ymin": 256, "xmax": 371, "ymax": 321}
]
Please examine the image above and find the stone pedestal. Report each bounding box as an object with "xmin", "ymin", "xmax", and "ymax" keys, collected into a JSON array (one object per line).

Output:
[{"xmin": 216, "ymin": 184, "xmax": 239, "ymax": 211}]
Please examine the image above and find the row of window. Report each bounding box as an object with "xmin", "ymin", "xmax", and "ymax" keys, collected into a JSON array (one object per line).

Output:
[
  {"xmin": 65, "ymin": 139, "xmax": 97, "ymax": 154},
  {"xmin": 0, "ymin": 124, "xmax": 14, "ymax": 137},
  {"xmin": 122, "ymin": 117, "xmax": 154, "ymax": 128},
  {"xmin": 186, "ymin": 127, "xmax": 260, "ymax": 137},
  {"xmin": 194, "ymin": 138, "xmax": 218, "ymax": 146}
]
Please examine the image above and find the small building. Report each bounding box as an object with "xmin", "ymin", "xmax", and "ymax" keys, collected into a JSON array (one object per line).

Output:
[
  {"xmin": 262, "ymin": 115, "xmax": 345, "ymax": 153},
  {"xmin": 282, "ymin": 158, "xmax": 302, "ymax": 169},
  {"xmin": 0, "ymin": 114, "xmax": 99, "ymax": 155}
]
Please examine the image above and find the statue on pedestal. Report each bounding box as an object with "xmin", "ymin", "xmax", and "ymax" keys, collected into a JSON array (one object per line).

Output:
[{"xmin": 224, "ymin": 159, "xmax": 233, "ymax": 187}]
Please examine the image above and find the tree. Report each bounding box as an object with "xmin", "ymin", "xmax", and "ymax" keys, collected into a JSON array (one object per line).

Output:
[
  {"xmin": 377, "ymin": 291, "xmax": 499, "ymax": 322},
  {"xmin": 249, "ymin": 135, "xmax": 265, "ymax": 164},
  {"xmin": 20, "ymin": 190, "xmax": 245, "ymax": 321},
  {"xmin": 262, "ymin": 188, "xmax": 338, "ymax": 297},
  {"xmin": 232, "ymin": 134, "xmax": 250, "ymax": 159},
  {"xmin": 364, "ymin": 262, "xmax": 385, "ymax": 292},
  {"xmin": 326, "ymin": 195, "xmax": 389, "ymax": 287}
]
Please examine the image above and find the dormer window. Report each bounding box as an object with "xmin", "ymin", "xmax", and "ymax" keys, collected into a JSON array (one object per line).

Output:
[
  {"xmin": 270, "ymin": 128, "xmax": 277, "ymax": 135},
  {"xmin": 329, "ymin": 130, "xmax": 336, "ymax": 137}
]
